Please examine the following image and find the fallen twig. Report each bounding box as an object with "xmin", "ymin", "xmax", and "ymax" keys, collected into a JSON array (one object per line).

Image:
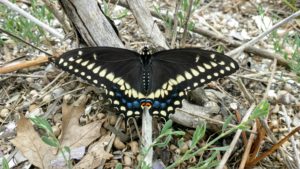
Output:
[
  {"xmin": 246, "ymin": 126, "xmax": 300, "ymax": 168},
  {"xmin": 0, "ymin": 56, "xmax": 50, "ymax": 74},
  {"xmin": 170, "ymin": 0, "xmax": 182, "ymax": 48},
  {"xmin": 216, "ymin": 104, "xmax": 256, "ymax": 169},
  {"xmin": 227, "ymin": 10, "xmax": 300, "ymax": 57}
]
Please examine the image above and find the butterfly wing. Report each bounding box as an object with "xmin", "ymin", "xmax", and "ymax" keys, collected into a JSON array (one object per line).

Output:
[
  {"xmin": 54, "ymin": 47, "xmax": 145, "ymax": 118},
  {"xmin": 148, "ymin": 48, "xmax": 239, "ymax": 117}
]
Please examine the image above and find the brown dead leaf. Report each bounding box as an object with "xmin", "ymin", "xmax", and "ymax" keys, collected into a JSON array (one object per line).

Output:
[
  {"xmin": 10, "ymin": 115, "xmax": 56, "ymax": 169},
  {"xmin": 74, "ymin": 135, "xmax": 113, "ymax": 169},
  {"xmin": 60, "ymin": 95, "xmax": 103, "ymax": 148},
  {"xmin": 11, "ymin": 95, "xmax": 105, "ymax": 168}
]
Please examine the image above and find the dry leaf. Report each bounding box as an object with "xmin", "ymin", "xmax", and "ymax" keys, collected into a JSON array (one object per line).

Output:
[
  {"xmin": 10, "ymin": 115, "xmax": 56, "ymax": 169},
  {"xmin": 11, "ymin": 95, "xmax": 104, "ymax": 168},
  {"xmin": 60, "ymin": 95, "xmax": 103, "ymax": 147},
  {"xmin": 74, "ymin": 135, "xmax": 113, "ymax": 169}
]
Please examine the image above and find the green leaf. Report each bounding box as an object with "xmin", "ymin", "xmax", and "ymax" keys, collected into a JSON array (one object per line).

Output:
[
  {"xmin": 63, "ymin": 146, "xmax": 71, "ymax": 153},
  {"xmin": 170, "ymin": 131, "xmax": 185, "ymax": 136},
  {"xmin": 177, "ymin": 138, "xmax": 185, "ymax": 148},
  {"xmin": 197, "ymin": 151, "xmax": 219, "ymax": 168},
  {"xmin": 250, "ymin": 100, "xmax": 270, "ymax": 120},
  {"xmin": 191, "ymin": 123, "xmax": 206, "ymax": 147},
  {"xmin": 155, "ymin": 135, "xmax": 172, "ymax": 148},
  {"xmin": 161, "ymin": 120, "xmax": 173, "ymax": 134},
  {"xmin": 30, "ymin": 116, "xmax": 53, "ymax": 134},
  {"xmin": 2, "ymin": 158, "xmax": 9, "ymax": 169},
  {"xmin": 41, "ymin": 136, "xmax": 59, "ymax": 147},
  {"xmin": 222, "ymin": 115, "xmax": 232, "ymax": 133},
  {"xmin": 237, "ymin": 124, "xmax": 249, "ymax": 130},
  {"xmin": 208, "ymin": 146, "xmax": 229, "ymax": 151},
  {"xmin": 115, "ymin": 163, "xmax": 123, "ymax": 169}
]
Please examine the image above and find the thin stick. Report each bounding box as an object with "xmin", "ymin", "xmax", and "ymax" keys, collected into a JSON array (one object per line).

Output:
[
  {"xmin": 0, "ymin": 0, "xmax": 64, "ymax": 39},
  {"xmin": 142, "ymin": 107, "xmax": 153, "ymax": 167},
  {"xmin": 227, "ymin": 10, "xmax": 300, "ymax": 57},
  {"xmin": 216, "ymin": 103, "xmax": 256, "ymax": 169},
  {"xmin": 263, "ymin": 59, "xmax": 277, "ymax": 100},
  {"xmin": 170, "ymin": 0, "xmax": 182, "ymax": 48},
  {"xmin": 238, "ymin": 121, "xmax": 257, "ymax": 169},
  {"xmin": 0, "ymin": 56, "xmax": 50, "ymax": 74},
  {"xmin": 180, "ymin": 0, "xmax": 193, "ymax": 47},
  {"xmin": 0, "ymin": 28, "xmax": 53, "ymax": 56}
]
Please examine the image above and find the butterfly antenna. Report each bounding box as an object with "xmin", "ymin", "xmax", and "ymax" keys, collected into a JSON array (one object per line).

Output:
[{"xmin": 0, "ymin": 28, "xmax": 53, "ymax": 57}]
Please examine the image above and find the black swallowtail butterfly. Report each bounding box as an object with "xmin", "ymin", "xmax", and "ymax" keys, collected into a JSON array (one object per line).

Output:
[{"xmin": 54, "ymin": 47, "xmax": 239, "ymax": 119}]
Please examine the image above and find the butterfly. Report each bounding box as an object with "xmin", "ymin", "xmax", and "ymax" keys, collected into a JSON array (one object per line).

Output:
[{"xmin": 54, "ymin": 46, "xmax": 239, "ymax": 120}]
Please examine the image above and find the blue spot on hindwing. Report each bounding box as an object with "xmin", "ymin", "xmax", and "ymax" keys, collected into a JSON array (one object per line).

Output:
[
  {"xmin": 153, "ymin": 101, "xmax": 160, "ymax": 108},
  {"xmin": 160, "ymin": 103, "xmax": 167, "ymax": 109},
  {"xmin": 133, "ymin": 100, "xmax": 140, "ymax": 108},
  {"xmin": 127, "ymin": 102, "xmax": 133, "ymax": 109}
]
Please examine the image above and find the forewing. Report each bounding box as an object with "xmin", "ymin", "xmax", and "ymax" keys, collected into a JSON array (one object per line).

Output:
[
  {"xmin": 148, "ymin": 48, "xmax": 239, "ymax": 117},
  {"xmin": 54, "ymin": 47, "xmax": 145, "ymax": 117}
]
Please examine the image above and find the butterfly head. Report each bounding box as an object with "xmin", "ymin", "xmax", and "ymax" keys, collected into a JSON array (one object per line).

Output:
[
  {"xmin": 140, "ymin": 99, "xmax": 153, "ymax": 110},
  {"xmin": 141, "ymin": 46, "xmax": 151, "ymax": 55}
]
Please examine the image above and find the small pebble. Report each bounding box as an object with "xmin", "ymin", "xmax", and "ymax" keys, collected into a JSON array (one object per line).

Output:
[
  {"xmin": 128, "ymin": 141, "xmax": 139, "ymax": 154},
  {"xmin": 277, "ymin": 91, "xmax": 296, "ymax": 105},
  {"xmin": 96, "ymin": 113, "xmax": 105, "ymax": 120},
  {"xmin": 123, "ymin": 155, "xmax": 132, "ymax": 166},
  {"xmin": 63, "ymin": 94, "xmax": 72, "ymax": 104},
  {"xmin": 0, "ymin": 109, "xmax": 9, "ymax": 118},
  {"xmin": 79, "ymin": 115, "xmax": 88, "ymax": 124},
  {"xmin": 109, "ymin": 115, "xmax": 117, "ymax": 126},
  {"xmin": 52, "ymin": 125, "xmax": 61, "ymax": 137},
  {"xmin": 42, "ymin": 94, "xmax": 52, "ymax": 103},
  {"xmin": 29, "ymin": 104, "xmax": 39, "ymax": 112},
  {"xmin": 53, "ymin": 113, "xmax": 62, "ymax": 123},
  {"xmin": 179, "ymin": 141, "xmax": 189, "ymax": 154},
  {"xmin": 169, "ymin": 144, "xmax": 177, "ymax": 151},
  {"xmin": 113, "ymin": 137, "xmax": 126, "ymax": 150},
  {"xmin": 283, "ymin": 83, "xmax": 293, "ymax": 93}
]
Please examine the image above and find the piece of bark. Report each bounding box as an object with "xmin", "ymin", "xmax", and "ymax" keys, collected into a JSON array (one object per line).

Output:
[
  {"xmin": 126, "ymin": 0, "xmax": 169, "ymax": 49},
  {"xmin": 59, "ymin": 0, "xmax": 123, "ymax": 48}
]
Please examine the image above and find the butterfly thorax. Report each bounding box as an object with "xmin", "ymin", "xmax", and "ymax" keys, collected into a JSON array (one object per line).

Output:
[
  {"xmin": 140, "ymin": 46, "xmax": 152, "ymax": 65},
  {"xmin": 140, "ymin": 47, "xmax": 152, "ymax": 94}
]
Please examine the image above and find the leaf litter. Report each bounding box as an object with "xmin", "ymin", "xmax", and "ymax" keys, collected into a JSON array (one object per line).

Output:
[{"xmin": 11, "ymin": 95, "xmax": 111, "ymax": 169}]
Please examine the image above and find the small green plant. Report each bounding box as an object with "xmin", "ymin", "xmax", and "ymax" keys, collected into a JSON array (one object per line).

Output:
[
  {"xmin": 282, "ymin": 0, "xmax": 298, "ymax": 11},
  {"xmin": 144, "ymin": 100, "xmax": 269, "ymax": 169},
  {"xmin": 1, "ymin": 157, "xmax": 9, "ymax": 169},
  {"xmin": 101, "ymin": 1, "xmax": 128, "ymax": 20},
  {"xmin": 258, "ymin": 5, "xmax": 300, "ymax": 79},
  {"xmin": 288, "ymin": 35, "xmax": 300, "ymax": 78},
  {"xmin": 138, "ymin": 120, "xmax": 185, "ymax": 169},
  {"xmin": 115, "ymin": 162, "xmax": 123, "ymax": 169},
  {"xmin": 0, "ymin": 0, "xmax": 54, "ymax": 46},
  {"xmin": 154, "ymin": 0, "xmax": 201, "ymax": 38},
  {"xmin": 30, "ymin": 116, "xmax": 72, "ymax": 169}
]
